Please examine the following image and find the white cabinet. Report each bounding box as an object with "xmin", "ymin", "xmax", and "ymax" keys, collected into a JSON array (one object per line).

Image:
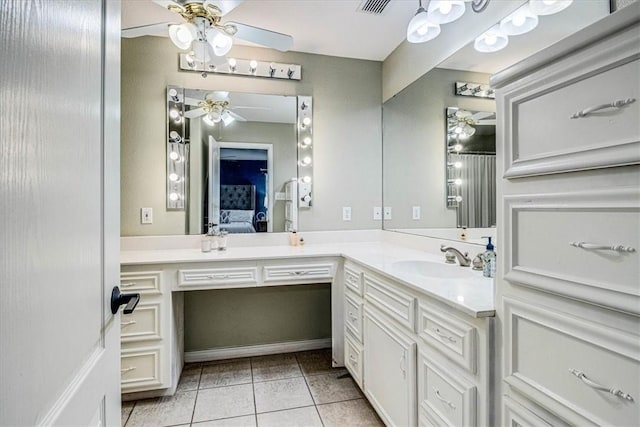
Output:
[
  {"xmin": 364, "ymin": 306, "xmax": 417, "ymax": 427},
  {"xmin": 493, "ymin": 8, "xmax": 640, "ymax": 426}
]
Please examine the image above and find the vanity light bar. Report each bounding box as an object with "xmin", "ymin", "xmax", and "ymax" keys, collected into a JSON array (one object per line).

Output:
[
  {"xmin": 166, "ymin": 86, "xmax": 188, "ymax": 210},
  {"xmin": 178, "ymin": 55, "xmax": 302, "ymax": 81},
  {"xmin": 455, "ymin": 81, "xmax": 495, "ymax": 99},
  {"xmin": 297, "ymin": 96, "xmax": 313, "ymax": 208}
]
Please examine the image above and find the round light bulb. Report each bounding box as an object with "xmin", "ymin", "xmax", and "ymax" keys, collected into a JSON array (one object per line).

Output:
[
  {"xmin": 169, "ymin": 192, "xmax": 179, "ymax": 201},
  {"xmin": 228, "ymin": 58, "xmax": 237, "ymax": 68},
  {"xmin": 169, "ymin": 151, "xmax": 179, "ymax": 161},
  {"xmin": 249, "ymin": 60, "xmax": 258, "ymax": 69},
  {"xmin": 302, "ymin": 137, "xmax": 312, "ymax": 147},
  {"xmin": 454, "ymin": 144, "xmax": 463, "ymax": 152},
  {"xmin": 169, "ymin": 109, "xmax": 179, "ymax": 120},
  {"xmin": 302, "ymin": 156, "xmax": 311, "ymax": 165},
  {"xmin": 485, "ymin": 34, "xmax": 497, "ymax": 46},
  {"xmin": 302, "ymin": 117, "xmax": 311, "ymax": 126},
  {"xmin": 169, "ymin": 173, "xmax": 179, "ymax": 182},
  {"xmin": 512, "ymin": 14, "xmax": 526, "ymax": 27},
  {"xmin": 454, "ymin": 161, "xmax": 462, "ymax": 168},
  {"xmin": 454, "ymin": 179, "xmax": 462, "ymax": 185},
  {"xmin": 302, "ymin": 176, "xmax": 311, "ymax": 183},
  {"xmin": 455, "ymin": 196, "xmax": 462, "ymax": 202},
  {"xmin": 168, "ymin": 88, "xmax": 177, "ymax": 98},
  {"xmin": 169, "ymin": 131, "xmax": 181, "ymax": 142}
]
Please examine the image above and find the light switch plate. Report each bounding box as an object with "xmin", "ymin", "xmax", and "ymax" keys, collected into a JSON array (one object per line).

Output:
[
  {"xmin": 384, "ymin": 207, "xmax": 392, "ymax": 220},
  {"xmin": 373, "ymin": 207, "xmax": 382, "ymax": 220},
  {"xmin": 412, "ymin": 206, "xmax": 421, "ymax": 220},
  {"xmin": 141, "ymin": 207, "xmax": 153, "ymax": 224},
  {"xmin": 342, "ymin": 207, "xmax": 352, "ymax": 221}
]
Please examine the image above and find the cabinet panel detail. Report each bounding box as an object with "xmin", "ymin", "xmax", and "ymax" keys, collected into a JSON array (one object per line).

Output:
[
  {"xmin": 120, "ymin": 271, "xmax": 162, "ymax": 295},
  {"xmin": 262, "ymin": 263, "xmax": 334, "ymax": 283},
  {"xmin": 345, "ymin": 291, "xmax": 364, "ymax": 342},
  {"xmin": 345, "ymin": 331, "xmax": 364, "ymax": 389},
  {"xmin": 120, "ymin": 303, "xmax": 161, "ymax": 342},
  {"xmin": 504, "ymin": 297, "xmax": 640, "ymax": 427},
  {"xmin": 364, "ymin": 274, "xmax": 416, "ymax": 332},
  {"xmin": 121, "ymin": 347, "xmax": 163, "ymax": 392},
  {"xmin": 344, "ymin": 262, "xmax": 364, "ymax": 296},
  {"xmin": 178, "ymin": 266, "xmax": 259, "ymax": 288}
]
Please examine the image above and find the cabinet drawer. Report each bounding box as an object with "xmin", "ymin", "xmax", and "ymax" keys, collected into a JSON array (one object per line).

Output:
[
  {"xmin": 344, "ymin": 262, "xmax": 364, "ymax": 296},
  {"xmin": 345, "ymin": 291, "xmax": 363, "ymax": 342},
  {"xmin": 503, "ymin": 31, "xmax": 640, "ymax": 178},
  {"xmin": 121, "ymin": 347, "xmax": 163, "ymax": 392},
  {"xmin": 345, "ymin": 332, "xmax": 363, "ymax": 389},
  {"xmin": 120, "ymin": 271, "xmax": 162, "ymax": 295},
  {"xmin": 504, "ymin": 298, "xmax": 640, "ymax": 427},
  {"xmin": 262, "ymin": 263, "xmax": 334, "ymax": 284},
  {"xmin": 120, "ymin": 303, "xmax": 161, "ymax": 342},
  {"xmin": 502, "ymin": 396, "xmax": 557, "ymax": 427},
  {"xmin": 365, "ymin": 274, "xmax": 416, "ymax": 332},
  {"xmin": 504, "ymin": 189, "xmax": 640, "ymax": 314},
  {"xmin": 418, "ymin": 353, "xmax": 477, "ymax": 427},
  {"xmin": 418, "ymin": 302, "xmax": 477, "ymax": 374},
  {"xmin": 178, "ymin": 266, "xmax": 258, "ymax": 289}
]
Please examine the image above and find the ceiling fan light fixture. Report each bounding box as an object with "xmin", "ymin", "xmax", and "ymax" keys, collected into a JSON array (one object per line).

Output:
[
  {"xmin": 428, "ymin": 1, "xmax": 466, "ymax": 24},
  {"xmin": 192, "ymin": 40, "xmax": 215, "ymax": 63},
  {"xmin": 474, "ymin": 24, "xmax": 508, "ymax": 53},
  {"xmin": 169, "ymin": 22, "xmax": 197, "ymax": 50},
  {"xmin": 529, "ymin": 0, "xmax": 573, "ymax": 16},
  {"xmin": 221, "ymin": 111, "xmax": 235, "ymax": 126},
  {"xmin": 407, "ymin": 7, "xmax": 441, "ymax": 43},
  {"xmin": 500, "ymin": 4, "xmax": 538, "ymax": 36},
  {"xmin": 206, "ymin": 28, "xmax": 233, "ymax": 56}
]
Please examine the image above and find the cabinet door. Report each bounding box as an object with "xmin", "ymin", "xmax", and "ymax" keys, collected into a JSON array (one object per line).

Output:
[{"xmin": 364, "ymin": 307, "xmax": 417, "ymax": 427}]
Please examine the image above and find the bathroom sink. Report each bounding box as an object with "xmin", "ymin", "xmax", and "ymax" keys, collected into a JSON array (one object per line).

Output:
[{"xmin": 391, "ymin": 260, "xmax": 476, "ymax": 279}]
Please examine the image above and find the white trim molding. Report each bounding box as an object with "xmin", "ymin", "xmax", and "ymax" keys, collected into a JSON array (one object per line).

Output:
[{"xmin": 184, "ymin": 338, "xmax": 331, "ymax": 363}]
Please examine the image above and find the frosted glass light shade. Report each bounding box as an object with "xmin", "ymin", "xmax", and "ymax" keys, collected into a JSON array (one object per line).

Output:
[
  {"xmin": 407, "ymin": 8, "xmax": 441, "ymax": 43},
  {"xmin": 529, "ymin": 0, "xmax": 573, "ymax": 16},
  {"xmin": 500, "ymin": 4, "xmax": 539, "ymax": 36},
  {"xmin": 169, "ymin": 23, "xmax": 197, "ymax": 50},
  {"xmin": 428, "ymin": 1, "xmax": 466, "ymax": 24},
  {"xmin": 474, "ymin": 25, "xmax": 509, "ymax": 53},
  {"xmin": 206, "ymin": 28, "xmax": 233, "ymax": 56},
  {"xmin": 221, "ymin": 111, "xmax": 235, "ymax": 126}
]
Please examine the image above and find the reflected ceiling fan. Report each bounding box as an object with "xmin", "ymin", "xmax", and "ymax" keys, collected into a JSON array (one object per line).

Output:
[
  {"xmin": 448, "ymin": 109, "xmax": 496, "ymax": 137},
  {"xmin": 122, "ymin": 0, "xmax": 294, "ymax": 66},
  {"xmin": 184, "ymin": 91, "xmax": 264, "ymax": 126}
]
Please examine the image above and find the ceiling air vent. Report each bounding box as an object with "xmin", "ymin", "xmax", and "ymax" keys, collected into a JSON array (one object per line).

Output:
[{"xmin": 357, "ymin": 0, "xmax": 392, "ymax": 15}]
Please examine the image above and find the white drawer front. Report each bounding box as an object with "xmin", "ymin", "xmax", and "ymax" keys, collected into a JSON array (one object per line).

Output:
[
  {"xmin": 418, "ymin": 302, "xmax": 477, "ymax": 374},
  {"xmin": 121, "ymin": 348, "xmax": 163, "ymax": 391},
  {"xmin": 262, "ymin": 263, "xmax": 334, "ymax": 283},
  {"xmin": 365, "ymin": 274, "xmax": 415, "ymax": 332},
  {"xmin": 504, "ymin": 189, "xmax": 640, "ymax": 314},
  {"xmin": 345, "ymin": 332, "xmax": 363, "ymax": 389},
  {"xmin": 120, "ymin": 303, "xmax": 161, "ymax": 342},
  {"xmin": 344, "ymin": 263, "xmax": 364, "ymax": 296},
  {"xmin": 419, "ymin": 353, "xmax": 477, "ymax": 427},
  {"xmin": 120, "ymin": 271, "xmax": 162, "ymax": 295},
  {"xmin": 178, "ymin": 266, "xmax": 258, "ymax": 288},
  {"xmin": 345, "ymin": 291, "xmax": 363, "ymax": 342},
  {"xmin": 502, "ymin": 396, "xmax": 556, "ymax": 427},
  {"xmin": 504, "ymin": 298, "xmax": 640, "ymax": 427},
  {"xmin": 503, "ymin": 28, "xmax": 640, "ymax": 178}
]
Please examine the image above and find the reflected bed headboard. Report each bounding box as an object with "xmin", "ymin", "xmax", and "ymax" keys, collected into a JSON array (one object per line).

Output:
[{"xmin": 220, "ymin": 185, "xmax": 256, "ymax": 210}]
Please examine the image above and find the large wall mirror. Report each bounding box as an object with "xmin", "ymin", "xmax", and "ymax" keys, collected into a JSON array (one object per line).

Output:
[
  {"xmin": 382, "ymin": 1, "xmax": 609, "ymax": 245},
  {"xmin": 167, "ymin": 87, "xmax": 312, "ymax": 235}
]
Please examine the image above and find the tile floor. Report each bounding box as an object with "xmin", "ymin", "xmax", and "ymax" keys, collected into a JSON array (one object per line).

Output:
[{"xmin": 122, "ymin": 349, "xmax": 384, "ymax": 427}]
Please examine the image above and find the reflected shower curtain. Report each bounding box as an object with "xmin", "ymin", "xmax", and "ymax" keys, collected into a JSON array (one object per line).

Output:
[{"xmin": 456, "ymin": 154, "xmax": 496, "ymax": 228}]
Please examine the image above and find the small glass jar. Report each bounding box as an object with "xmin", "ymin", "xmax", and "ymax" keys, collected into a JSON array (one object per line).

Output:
[
  {"xmin": 217, "ymin": 231, "xmax": 229, "ymax": 251},
  {"xmin": 201, "ymin": 234, "xmax": 212, "ymax": 252}
]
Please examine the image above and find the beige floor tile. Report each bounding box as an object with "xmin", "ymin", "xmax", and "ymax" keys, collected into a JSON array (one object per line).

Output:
[
  {"xmin": 295, "ymin": 349, "xmax": 346, "ymax": 377},
  {"xmin": 251, "ymin": 353, "xmax": 302, "ymax": 382},
  {"xmin": 126, "ymin": 391, "xmax": 197, "ymax": 427},
  {"xmin": 317, "ymin": 399, "xmax": 384, "ymax": 427},
  {"xmin": 121, "ymin": 401, "xmax": 134, "ymax": 426},
  {"xmin": 305, "ymin": 372, "xmax": 362, "ymax": 404},
  {"xmin": 177, "ymin": 363, "xmax": 202, "ymax": 392},
  {"xmin": 256, "ymin": 406, "xmax": 322, "ymax": 427},
  {"xmin": 193, "ymin": 383, "xmax": 255, "ymax": 423},
  {"xmin": 200, "ymin": 359, "xmax": 252, "ymax": 389},
  {"xmin": 253, "ymin": 377, "xmax": 314, "ymax": 413},
  {"xmin": 192, "ymin": 414, "xmax": 257, "ymax": 427}
]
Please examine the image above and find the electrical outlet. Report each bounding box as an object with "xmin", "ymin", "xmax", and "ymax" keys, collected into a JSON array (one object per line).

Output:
[
  {"xmin": 373, "ymin": 207, "xmax": 382, "ymax": 220},
  {"xmin": 141, "ymin": 207, "xmax": 153, "ymax": 224},
  {"xmin": 412, "ymin": 206, "xmax": 421, "ymax": 220},
  {"xmin": 342, "ymin": 207, "xmax": 352, "ymax": 221},
  {"xmin": 384, "ymin": 206, "xmax": 392, "ymax": 220}
]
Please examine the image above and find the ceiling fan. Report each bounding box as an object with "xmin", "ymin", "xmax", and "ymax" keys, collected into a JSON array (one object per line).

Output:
[
  {"xmin": 448, "ymin": 109, "xmax": 496, "ymax": 137},
  {"xmin": 184, "ymin": 91, "xmax": 251, "ymax": 126},
  {"xmin": 122, "ymin": 0, "xmax": 294, "ymax": 66}
]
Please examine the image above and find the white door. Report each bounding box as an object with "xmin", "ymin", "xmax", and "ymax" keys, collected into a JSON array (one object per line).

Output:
[{"xmin": 0, "ymin": 1, "xmax": 122, "ymax": 426}]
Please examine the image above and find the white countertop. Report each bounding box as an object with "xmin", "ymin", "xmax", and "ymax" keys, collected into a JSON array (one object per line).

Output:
[{"xmin": 121, "ymin": 240, "xmax": 495, "ymax": 319}]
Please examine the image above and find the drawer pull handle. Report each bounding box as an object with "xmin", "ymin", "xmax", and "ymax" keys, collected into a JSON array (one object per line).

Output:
[
  {"xmin": 434, "ymin": 328, "xmax": 457, "ymax": 343},
  {"xmin": 207, "ymin": 274, "xmax": 229, "ymax": 279},
  {"xmin": 290, "ymin": 271, "xmax": 309, "ymax": 276},
  {"xmin": 569, "ymin": 368, "xmax": 634, "ymax": 401},
  {"xmin": 121, "ymin": 282, "xmax": 136, "ymax": 288},
  {"xmin": 349, "ymin": 354, "xmax": 358, "ymax": 365},
  {"xmin": 569, "ymin": 241, "xmax": 636, "ymax": 253},
  {"xmin": 121, "ymin": 320, "xmax": 137, "ymax": 327},
  {"xmin": 434, "ymin": 388, "xmax": 456, "ymax": 409},
  {"xmin": 570, "ymin": 98, "xmax": 636, "ymax": 119},
  {"xmin": 121, "ymin": 366, "xmax": 136, "ymax": 374},
  {"xmin": 348, "ymin": 311, "xmax": 358, "ymax": 321}
]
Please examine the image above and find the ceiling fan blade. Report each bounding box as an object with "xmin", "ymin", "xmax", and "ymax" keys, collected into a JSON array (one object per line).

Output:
[
  {"xmin": 184, "ymin": 107, "xmax": 206, "ymax": 119},
  {"xmin": 206, "ymin": 91, "xmax": 230, "ymax": 102},
  {"xmin": 228, "ymin": 22, "xmax": 293, "ymax": 52},
  {"xmin": 122, "ymin": 22, "xmax": 174, "ymax": 38},
  {"xmin": 470, "ymin": 111, "xmax": 494, "ymax": 121},
  {"xmin": 227, "ymin": 110, "xmax": 247, "ymax": 122},
  {"xmin": 231, "ymin": 106, "xmax": 271, "ymax": 110},
  {"xmin": 184, "ymin": 96, "xmax": 204, "ymax": 106},
  {"xmin": 151, "ymin": 0, "xmax": 184, "ymax": 11},
  {"xmin": 204, "ymin": 0, "xmax": 244, "ymax": 16},
  {"xmin": 476, "ymin": 119, "xmax": 496, "ymax": 126}
]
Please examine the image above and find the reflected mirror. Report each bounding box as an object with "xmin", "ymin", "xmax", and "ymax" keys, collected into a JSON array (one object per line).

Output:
[{"xmin": 167, "ymin": 87, "xmax": 310, "ymax": 234}]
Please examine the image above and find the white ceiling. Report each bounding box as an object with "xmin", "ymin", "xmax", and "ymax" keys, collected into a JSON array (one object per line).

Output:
[{"xmin": 122, "ymin": 0, "xmax": 611, "ymax": 69}]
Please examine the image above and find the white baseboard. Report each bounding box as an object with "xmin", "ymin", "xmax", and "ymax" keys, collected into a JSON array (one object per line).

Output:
[{"xmin": 184, "ymin": 338, "xmax": 332, "ymax": 363}]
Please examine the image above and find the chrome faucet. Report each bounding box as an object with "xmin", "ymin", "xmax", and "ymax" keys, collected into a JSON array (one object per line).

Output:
[{"xmin": 440, "ymin": 245, "xmax": 472, "ymax": 267}]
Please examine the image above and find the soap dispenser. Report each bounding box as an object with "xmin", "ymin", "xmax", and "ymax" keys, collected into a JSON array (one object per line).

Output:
[{"xmin": 482, "ymin": 236, "xmax": 496, "ymax": 278}]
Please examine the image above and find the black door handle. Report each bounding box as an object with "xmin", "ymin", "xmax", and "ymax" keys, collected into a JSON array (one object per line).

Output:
[{"xmin": 111, "ymin": 286, "xmax": 141, "ymax": 315}]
